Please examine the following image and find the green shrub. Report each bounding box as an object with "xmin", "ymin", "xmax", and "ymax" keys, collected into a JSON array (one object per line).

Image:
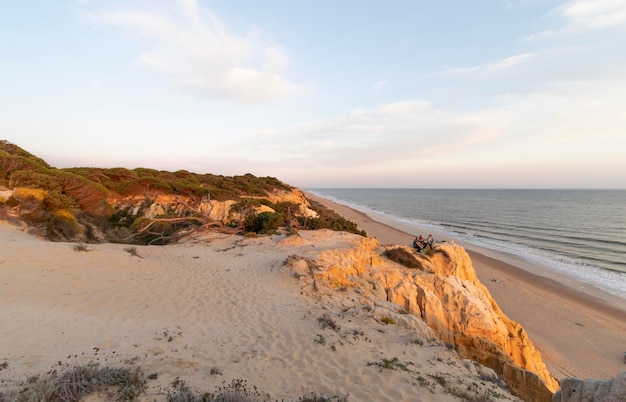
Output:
[
  {"xmin": 244, "ymin": 211, "xmax": 285, "ymax": 234},
  {"xmin": 383, "ymin": 248, "xmax": 421, "ymax": 269},
  {"xmin": 302, "ymin": 199, "xmax": 366, "ymax": 236}
]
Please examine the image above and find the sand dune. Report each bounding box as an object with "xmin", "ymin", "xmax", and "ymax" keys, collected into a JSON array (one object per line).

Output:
[{"xmin": 0, "ymin": 223, "xmax": 518, "ymax": 401}]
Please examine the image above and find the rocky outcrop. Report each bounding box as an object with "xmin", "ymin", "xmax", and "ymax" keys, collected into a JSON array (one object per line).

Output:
[
  {"xmin": 552, "ymin": 371, "xmax": 626, "ymax": 402},
  {"xmin": 285, "ymin": 234, "xmax": 558, "ymax": 401},
  {"xmin": 110, "ymin": 188, "xmax": 317, "ymax": 223}
]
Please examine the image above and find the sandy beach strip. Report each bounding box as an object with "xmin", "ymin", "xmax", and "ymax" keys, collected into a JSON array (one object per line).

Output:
[{"xmin": 305, "ymin": 192, "xmax": 626, "ymax": 381}]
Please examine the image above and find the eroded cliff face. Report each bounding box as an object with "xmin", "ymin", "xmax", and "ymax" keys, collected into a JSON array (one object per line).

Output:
[
  {"xmin": 284, "ymin": 233, "xmax": 559, "ymax": 401},
  {"xmin": 110, "ymin": 188, "xmax": 317, "ymax": 223}
]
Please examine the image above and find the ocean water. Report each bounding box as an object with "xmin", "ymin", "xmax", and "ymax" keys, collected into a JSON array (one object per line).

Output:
[{"xmin": 308, "ymin": 188, "xmax": 626, "ymax": 300}]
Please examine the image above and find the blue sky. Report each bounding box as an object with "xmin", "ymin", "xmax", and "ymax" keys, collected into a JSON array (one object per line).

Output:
[{"xmin": 1, "ymin": 0, "xmax": 625, "ymax": 188}]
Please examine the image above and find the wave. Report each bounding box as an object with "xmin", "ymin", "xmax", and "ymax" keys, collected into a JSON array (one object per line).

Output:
[{"xmin": 308, "ymin": 189, "xmax": 626, "ymax": 300}]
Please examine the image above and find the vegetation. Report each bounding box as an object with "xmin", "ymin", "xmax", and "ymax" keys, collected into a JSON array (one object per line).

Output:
[
  {"xmin": 0, "ymin": 140, "xmax": 365, "ymax": 244},
  {"xmin": 317, "ymin": 314, "xmax": 340, "ymax": 331},
  {"xmin": 378, "ymin": 316, "xmax": 397, "ymax": 325},
  {"xmin": 0, "ymin": 363, "xmax": 349, "ymax": 402},
  {"xmin": 367, "ymin": 357, "xmax": 411, "ymax": 372},
  {"xmin": 0, "ymin": 363, "xmax": 146, "ymax": 402},
  {"xmin": 382, "ymin": 247, "xmax": 422, "ymax": 269},
  {"xmin": 301, "ymin": 199, "xmax": 366, "ymax": 236}
]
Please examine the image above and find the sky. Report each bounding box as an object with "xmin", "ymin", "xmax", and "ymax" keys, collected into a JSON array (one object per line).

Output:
[{"xmin": 1, "ymin": 0, "xmax": 625, "ymax": 189}]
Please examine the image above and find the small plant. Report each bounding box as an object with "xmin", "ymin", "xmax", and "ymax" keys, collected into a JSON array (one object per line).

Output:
[
  {"xmin": 318, "ymin": 314, "xmax": 340, "ymax": 331},
  {"xmin": 368, "ymin": 357, "xmax": 411, "ymax": 372},
  {"xmin": 209, "ymin": 366, "xmax": 223, "ymax": 375},
  {"xmin": 147, "ymin": 372, "xmax": 158, "ymax": 380},
  {"xmin": 382, "ymin": 247, "xmax": 421, "ymax": 269},
  {"xmin": 155, "ymin": 328, "xmax": 182, "ymax": 342},
  {"xmin": 314, "ymin": 334, "xmax": 326, "ymax": 345},
  {"xmin": 124, "ymin": 246, "xmax": 143, "ymax": 258},
  {"xmin": 378, "ymin": 316, "xmax": 397, "ymax": 325},
  {"xmin": 298, "ymin": 392, "xmax": 349, "ymax": 402},
  {"xmin": 208, "ymin": 378, "xmax": 264, "ymax": 402},
  {"xmin": 73, "ymin": 243, "xmax": 90, "ymax": 252},
  {"xmin": 429, "ymin": 373, "xmax": 447, "ymax": 387},
  {"xmin": 417, "ymin": 375, "xmax": 430, "ymax": 387}
]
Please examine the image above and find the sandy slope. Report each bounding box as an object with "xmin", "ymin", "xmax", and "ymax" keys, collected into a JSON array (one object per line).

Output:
[{"xmin": 0, "ymin": 223, "xmax": 518, "ymax": 401}]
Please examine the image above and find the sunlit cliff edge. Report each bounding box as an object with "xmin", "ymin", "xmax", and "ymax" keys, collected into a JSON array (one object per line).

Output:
[{"xmin": 282, "ymin": 232, "xmax": 558, "ymax": 401}]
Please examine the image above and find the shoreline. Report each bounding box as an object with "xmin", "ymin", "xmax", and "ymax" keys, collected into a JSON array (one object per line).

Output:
[{"xmin": 305, "ymin": 191, "xmax": 626, "ymax": 380}]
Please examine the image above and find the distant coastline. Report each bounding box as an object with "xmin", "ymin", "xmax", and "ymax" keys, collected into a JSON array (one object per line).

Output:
[
  {"xmin": 305, "ymin": 191, "xmax": 626, "ymax": 381},
  {"xmin": 306, "ymin": 188, "xmax": 626, "ymax": 301}
]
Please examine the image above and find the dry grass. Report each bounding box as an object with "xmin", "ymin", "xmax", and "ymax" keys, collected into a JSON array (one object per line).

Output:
[
  {"xmin": 1, "ymin": 363, "xmax": 145, "ymax": 402},
  {"xmin": 382, "ymin": 247, "xmax": 421, "ymax": 269},
  {"xmin": 0, "ymin": 363, "xmax": 350, "ymax": 402}
]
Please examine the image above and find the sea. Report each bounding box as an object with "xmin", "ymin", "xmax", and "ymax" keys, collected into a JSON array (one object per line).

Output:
[{"xmin": 307, "ymin": 188, "xmax": 626, "ymax": 301}]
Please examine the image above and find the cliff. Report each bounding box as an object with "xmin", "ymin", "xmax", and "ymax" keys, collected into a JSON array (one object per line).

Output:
[
  {"xmin": 1, "ymin": 141, "xmax": 333, "ymax": 244},
  {"xmin": 284, "ymin": 232, "xmax": 559, "ymax": 401}
]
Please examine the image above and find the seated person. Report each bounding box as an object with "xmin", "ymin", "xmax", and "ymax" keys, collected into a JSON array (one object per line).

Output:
[
  {"xmin": 426, "ymin": 234, "xmax": 435, "ymax": 249},
  {"xmin": 413, "ymin": 235, "xmax": 425, "ymax": 251}
]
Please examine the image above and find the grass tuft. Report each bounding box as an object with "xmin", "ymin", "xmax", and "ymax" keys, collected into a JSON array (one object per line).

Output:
[
  {"xmin": 317, "ymin": 314, "xmax": 340, "ymax": 331},
  {"xmin": 382, "ymin": 248, "xmax": 421, "ymax": 269},
  {"xmin": 2, "ymin": 363, "xmax": 146, "ymax": 401},
  {"xmin": 367, "ymin": 357, "xmax": 411, "ymax": 372}
]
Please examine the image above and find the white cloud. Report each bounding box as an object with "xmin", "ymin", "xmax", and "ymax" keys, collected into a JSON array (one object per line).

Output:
[
  {"xmin": 484, "ymin": 53, "xmax": 536, "ymax": 73},
  {"xmin": 439, "ymin": 53, "xmax": 535, "ymax": 77},
  {"xmin": 238, "ymin": 61, "xmax": 626, "ymax": 186},
  {"xmin": 98, "ymin": 0, "xmax": 298, "ymax": 102},
  {"xmin": 528, "ymin": 0, "xmax": 626, "ymax": 39},
  {"xmin": 559, "ymin": 0, "xmax": 626, "ymax": 29}
]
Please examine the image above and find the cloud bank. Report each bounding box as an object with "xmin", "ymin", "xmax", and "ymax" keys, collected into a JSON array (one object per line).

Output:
[{"xmin": 98, "ymin": 0, "xmax": 298, "ymax": 103}]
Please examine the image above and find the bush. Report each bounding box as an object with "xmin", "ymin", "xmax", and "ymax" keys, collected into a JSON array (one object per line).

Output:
[
  {"xmin": 302, "ymin": 199, "xmax": 366, "ymax": 236},
  {"xmin": 244, "ymin": 211, "xmax": 284, "ymax": 234},
  {"xmin": 383, "ymin": 248, "xmax": 421, "ymax": 269},
  {"xmin": 13, "ymin": 187, "xmax": 47, "ymax": 203},
  {"xmin": 46, "ymin": 209, "xmax": 83, "ymax": 242}
]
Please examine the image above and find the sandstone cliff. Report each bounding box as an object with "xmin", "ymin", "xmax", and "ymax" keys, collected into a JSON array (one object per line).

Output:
[
  {"xmin": 284, "ymin": 232, "xmax": 559, "ymax": 401},
  {"xmin": 108, "ymin": 188, "xmax": 317, "ymax": 223}
]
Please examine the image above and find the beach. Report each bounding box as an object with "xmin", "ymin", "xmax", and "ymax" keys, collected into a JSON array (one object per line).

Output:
[{"xmin": 305, "ymin": 192, "xmax": 626, "ymax": 381}]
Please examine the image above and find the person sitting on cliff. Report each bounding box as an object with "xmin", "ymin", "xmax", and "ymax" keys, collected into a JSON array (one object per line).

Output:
[
  {"xmin": 426, "ymin": 234, "xmax": 435, "ymax": 249},
  {"xmin": 413, "ymin": 235, "xmax": 425, "ymax": 252}
]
